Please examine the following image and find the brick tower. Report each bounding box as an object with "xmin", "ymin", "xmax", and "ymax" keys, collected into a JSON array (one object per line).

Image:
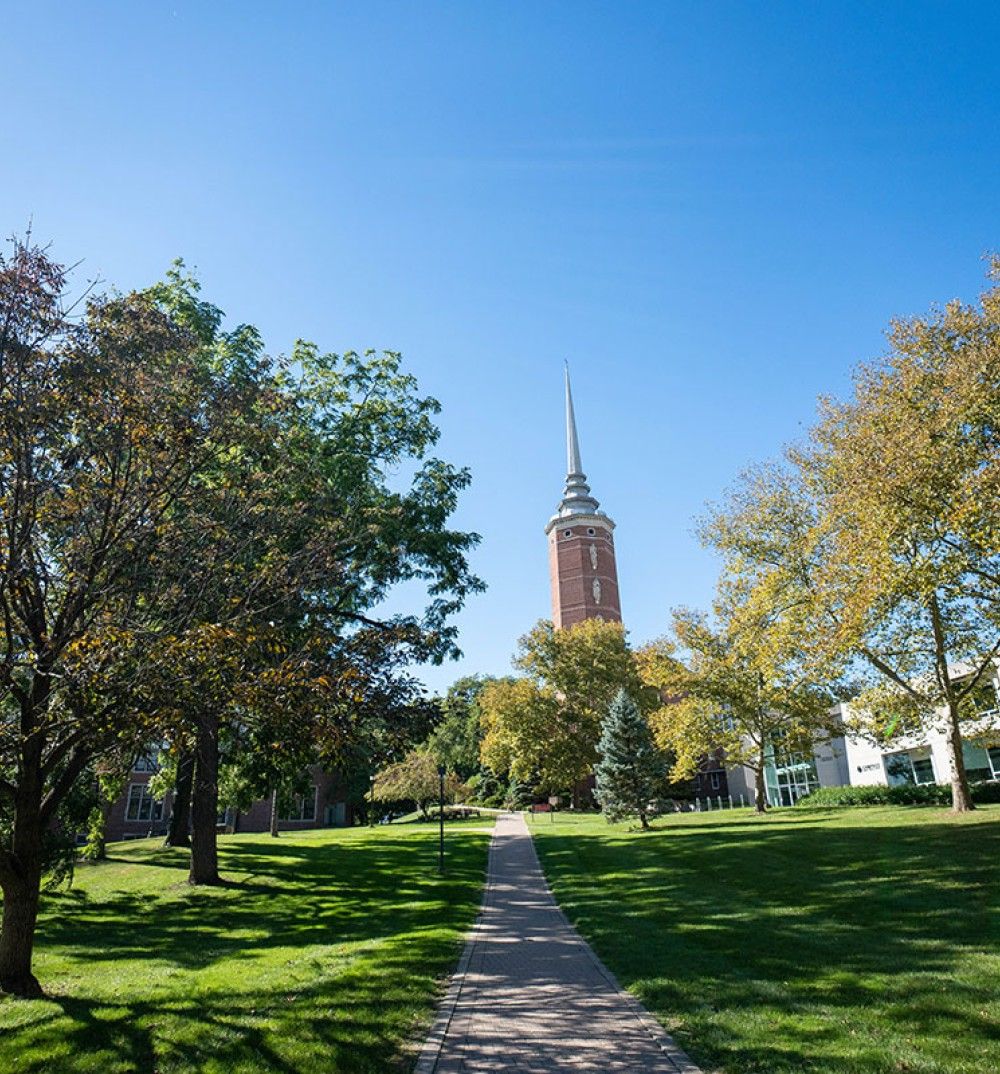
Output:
[{"xmin": 544, "ymin": 367, "xmax": 622, "ymax": 629}]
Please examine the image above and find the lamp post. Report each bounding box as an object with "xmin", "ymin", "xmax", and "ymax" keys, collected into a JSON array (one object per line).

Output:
[
  {"xmin": 437, "ymin": 764, "xmax": 445, "ymax": 874},
  {"xmin": 369, "ymin": 771, "xmax": 376, "ymax": 827}
]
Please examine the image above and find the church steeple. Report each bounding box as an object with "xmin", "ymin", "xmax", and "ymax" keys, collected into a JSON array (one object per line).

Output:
[
  {"xmin": 557, "ymin": 364, "xmax": 601, "ymax": 518},
  {"xmin": 544, "ymin": 367, "xmax": 622, "ymax": 629},
  {"xmin": 565, "ymin": 362, "xmax": 583, "ymax": 477}
]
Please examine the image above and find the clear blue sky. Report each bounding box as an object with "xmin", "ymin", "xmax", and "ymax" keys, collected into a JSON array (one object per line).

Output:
[{"xmin": 4, "ymin": 3, "xmax": 999, "ymax": 692}]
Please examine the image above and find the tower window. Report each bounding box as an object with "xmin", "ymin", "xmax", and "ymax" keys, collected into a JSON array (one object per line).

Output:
[
  {"xmin": 564, "ymin": 529, "xmax": 572, "ymax": 538},
  {"xmin": 587, "ymin": 528, "xmax": 595, "ymax": 535}
]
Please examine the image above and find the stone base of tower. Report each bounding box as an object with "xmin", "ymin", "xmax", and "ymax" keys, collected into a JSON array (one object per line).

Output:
[{"xmin": 545, "ymin": 513, "xmax": 622, "ymax": 629}]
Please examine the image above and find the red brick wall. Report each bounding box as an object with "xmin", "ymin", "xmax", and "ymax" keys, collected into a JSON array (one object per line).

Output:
[
  {"xmin": 105, "ymin": 770, "xmax": 174, "ymax": 843},
  {"xmin": 104, "ymin": 762, "xmax": 355, "ymax": 843},
  {"xmin": 548, "ymin": 520, "xmax": 621, "ymax": 628}
]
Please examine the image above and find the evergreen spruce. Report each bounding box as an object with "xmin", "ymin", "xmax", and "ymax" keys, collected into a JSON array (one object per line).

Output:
[{"xmin": 595, "ymin": 689, "xmax": 664, "ymax": 829}]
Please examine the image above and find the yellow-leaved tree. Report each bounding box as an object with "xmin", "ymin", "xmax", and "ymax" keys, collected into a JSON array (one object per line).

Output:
[
  {"xmin": 702, "ymin": 259, "xmax": 1000, "ymax": 812},
  {"xmin": 479, "ymin": 619, "xmax": 656, "ymax": 799},
  {"xmin": 649, "ymin": 605, "xmax": 837, "ymax": 813}
]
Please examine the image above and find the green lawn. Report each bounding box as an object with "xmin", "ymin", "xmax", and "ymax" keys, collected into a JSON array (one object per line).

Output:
[
  {"xmin": 532, "ymin": 806, "xmax": 1000, "ymax": 1074},
  {"xmin": 0, "ymin": 821, "xmax": 492, "ymax": 1074}
]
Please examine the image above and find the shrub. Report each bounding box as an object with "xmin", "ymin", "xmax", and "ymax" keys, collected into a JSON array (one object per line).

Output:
[{"xmin": 798, "ymin": 781, "xmax": 1000, "ymax": 808}]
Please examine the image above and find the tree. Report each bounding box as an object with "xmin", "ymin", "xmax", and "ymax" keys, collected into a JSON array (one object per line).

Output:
[
  {"xmin": 595, "ymin": 690, "xmax": 665, "ymax": 829},
  {"xmin": 0, "ymin": 246, "xmax": 483, "ymax": 995},
  {"xmin": 703, "ymin": 261, "xmax": 1000, "ymax": 812},
  {"xmin": 650, "ymin": 608, "xmax": 836, "ymax": 814},
  {"xmin": 162, "ymin": 750, "xmax": 194, "ymax": 848},
  {"xmin": 372, "ymin": 750, "xmax": 457, "ymax": 818},
  {"xmin": 425, "ymin": 675, "xmax": 495, "ymax": 780},
  {"xmin": 134, "ymin": 270, "xmax": 483, "ymax": 885},
  {"xmin": 0, "ymin": 242, "xmax": 248, "ymax": 995},
  {"xmin": 479, "ymin": 618, "xmax": 649, "ymax": 795},
  {"xmin": 803, "ymin": 267, "xmax": 1000, "ymax": 811}
]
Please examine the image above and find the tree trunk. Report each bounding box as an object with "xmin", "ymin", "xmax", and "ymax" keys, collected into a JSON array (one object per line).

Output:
[
  {"xmin": 0, "ymin": 869, "xmax": 44, "ymax": 998},
  {"xmin": 639, "ymin": 810, "xmax": 649, "ymax": 830},
  {"xmin": 945, "ymin": 699, "xmax": 975, "ymax": 813},
  {"xmin": 164, "ymin": 750, "xmax": 194, "ymax": 848},
  {"xmin": 1, "ymin": 689, "xmax": 47, "ymax": 997},
  {"xmin": 189, "ymin": 713, "xmax": 221, "ymax": 885},
  {"xmin": 754, "ymin": 759, "xmax": 768, "ymax": 814},
  {"xmin": 269, "ymin": 788, "xmax": 280, "ymax": 837}
]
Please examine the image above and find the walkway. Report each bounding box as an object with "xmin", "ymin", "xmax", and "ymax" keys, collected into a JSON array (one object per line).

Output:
[{"xmin": 415, "ymin": 812, "xmax": 702, "ymax": 1074}]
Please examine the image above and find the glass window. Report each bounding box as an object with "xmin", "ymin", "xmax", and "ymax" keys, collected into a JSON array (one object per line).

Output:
[
  {"xmin": 884, "ymin": 752, "xmax": 915, "ymax": 786},
  {"xmin": 961, "ymin": 740, "xmax": 993, "ymax": 783},
  {"xmin": 987, "ymin": 747, "xmax": 1000, "ymax": 780},
  {"xmin": 775, "ymin": 765, "xmax": 819, "ymax": 805},
  {"xmin": 133, "ymin": 754, "xmax": 159, "ymax": 773},
  {"xmin": 709, "ymin": 772, "xmax": 721, "ymax": 791},
  {"xmin": 279, "ymin": 787, "xmax": 318, "ymax": 822},
  {"xmin": 911, "ymin": 757, "xmax": 935, "ymax": 784},
  {"xmin": 125, "ymin": 783, "xmax": 163, "ymax": 822}
]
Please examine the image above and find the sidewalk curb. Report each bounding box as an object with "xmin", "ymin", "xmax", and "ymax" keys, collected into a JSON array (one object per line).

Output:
[
  {"xmin": 412, "ymin": 816, "xmax": 504, "ymax": 1074},
  {"xmin": 529, "ymin": 823, "xmax": 704, "ymax": 1074}
]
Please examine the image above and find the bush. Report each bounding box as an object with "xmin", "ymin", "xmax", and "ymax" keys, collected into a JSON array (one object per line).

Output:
[{"xmin": 797, "ymin": 781, "xmax": 1000, "ymax": 808}]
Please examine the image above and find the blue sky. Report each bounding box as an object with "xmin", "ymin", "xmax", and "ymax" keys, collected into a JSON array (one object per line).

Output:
[{"xmin": 4, "ymin": 3, "xmax": 999, "ymax": 692}]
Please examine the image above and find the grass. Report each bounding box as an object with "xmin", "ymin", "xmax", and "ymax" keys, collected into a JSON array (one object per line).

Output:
[
  {"xmin": 0, "ymin": 820, "xmax": 492, "ymax": 1074},
  {"xmin": 532, "ymin": 806, "xmax": 1000, "ymax": 1074}
]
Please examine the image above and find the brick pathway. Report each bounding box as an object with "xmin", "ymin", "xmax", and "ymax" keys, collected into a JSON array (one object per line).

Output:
[{"xmin": 415, "ymin": 812, "xmax": 702, "ymax": 1073}]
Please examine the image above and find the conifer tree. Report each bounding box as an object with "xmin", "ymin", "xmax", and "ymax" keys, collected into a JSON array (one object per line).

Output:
[{"xmin": 595, "ymin": 690, "xmax": 664, "ymax": 829}]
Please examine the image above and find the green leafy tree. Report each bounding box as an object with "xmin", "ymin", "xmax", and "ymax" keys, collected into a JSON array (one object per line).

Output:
[
  {"xmin": 0, "ymin": 245, "xmax": 482, "ymax": 996},
  {"xmin": 425, "ymin": 675, "xmax": 495, "ymax": 780},
  {"xmin": 651, "ymin": 609, "xmax": 836, "ymax": 814},
  {"xmin": 0, "ymin": 243, "xmax": 249, "ymax": 996},
  {"xmin": 136, "ymin": 270, "xmax": 483, "ymax": 885},
  {"xmin": 479, "ymin": 619, "xmax": 650, "ymax": 796},
  {"xmin": 373, "ymin": 750, "xmax": 458, "ymax": 818},
  {"xmin": 704, "ymin": 260, "xmax": 1000, "ymax": 812},
  {"xmin": 595, "ymin": 690, "xmax": 665, "ymax": 829}
]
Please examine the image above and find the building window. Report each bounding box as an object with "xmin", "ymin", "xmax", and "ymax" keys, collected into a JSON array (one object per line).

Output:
[
  {"xmin": 563, "ymin": 529, "xmax": 572, "ymax": 538},
  {"xmin": 987, "ymin": 747, "xmax": 1000, "ymax": 780},
  {"xmin": 587, "ymin": 527, "xmax": 595, "ymax": 535},
  {"xmin": 716, "ymin": 711, "xmax": 737, "ymax": 733},
  {"xmin": 709, "ymin": 771, "xmax": 721, "ymax": 791},
  {"xmin": 911, "ymin": 757, "xmax": 935, "ymax": 784},
  {"xmin": 125, "ymin": 783, "xmax": 163, "ymax": 822},
  {"xmin": 279, "ymin": 787, "xmax": 318, "ymax": 822},
  {"xmin": 133, "ymin": 753, "xmax": 159, "ymax": 773},
  {"xmin": 765, "ymin": 745, "xmax": 820, "ymax": 806},
  {"xmin": 885, "ymin": 749, "xmax": 935, "ymax": 786}
]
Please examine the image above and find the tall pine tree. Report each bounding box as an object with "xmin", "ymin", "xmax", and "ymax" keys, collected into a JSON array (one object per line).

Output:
[{"xmin": 595, "ymin": 689, "xmax": 664, "ymax": 829}]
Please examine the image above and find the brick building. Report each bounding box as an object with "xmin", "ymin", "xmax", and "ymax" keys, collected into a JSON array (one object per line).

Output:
[{"xmin": 105, "ymin": 754, "xmax": 356, "ymax": 843}]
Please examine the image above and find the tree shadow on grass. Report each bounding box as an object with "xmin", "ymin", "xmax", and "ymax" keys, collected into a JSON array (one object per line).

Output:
[
  {"xmin": 1, "ymin": 831, "xmax": 491, "ymax": 1074},
  {"xmin": 10, "ymin": 935, "xmax": 463, "ymax": 1074},
  {"xmin": 534, "ymin": 813, "xmax": 1000, "ymax": 1074},
  {"xmin": 35, "ymin": 834, "xmax": 484, "ymax": 971}
]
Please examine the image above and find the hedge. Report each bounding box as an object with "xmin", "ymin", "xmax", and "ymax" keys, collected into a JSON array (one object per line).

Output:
[{"xmin": 797, "ymin": 780, "xmax": 1000, "ymax": 808}]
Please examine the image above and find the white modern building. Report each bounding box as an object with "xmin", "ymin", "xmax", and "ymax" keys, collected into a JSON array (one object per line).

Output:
[{"xmin": 724, "ymin": 672, "xmax": 1000, "ymax": 808}]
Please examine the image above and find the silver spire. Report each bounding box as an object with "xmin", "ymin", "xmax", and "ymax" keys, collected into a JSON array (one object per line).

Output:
[
  {"xmin": 555, "ymin": 364, "xmax": 600, "ymax": 517},
  {"xmin": 565, "ymin": 362, "xmax": 583, "ymax": 477}
]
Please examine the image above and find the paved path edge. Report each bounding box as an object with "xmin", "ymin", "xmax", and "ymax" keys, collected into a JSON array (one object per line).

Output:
[
  {"xmin": 412, "ymin": 813, "xmax": 704, "ymax": 1074},
  {"xmin": 412, "ymin": 828, "xmax": 500, "ymax": 1074},
  {"xmin": 533, "ymin": 856, "xmax": 703, "ymax": 1074}
]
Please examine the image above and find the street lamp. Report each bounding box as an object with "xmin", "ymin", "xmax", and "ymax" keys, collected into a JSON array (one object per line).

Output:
[
  {"xmin": 369, "ymin": 771, "xmax": 376, "ymax": 827},
  {"xmin": 437, "ymin": 764, "xmax": 445, "ymax": 874}
]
